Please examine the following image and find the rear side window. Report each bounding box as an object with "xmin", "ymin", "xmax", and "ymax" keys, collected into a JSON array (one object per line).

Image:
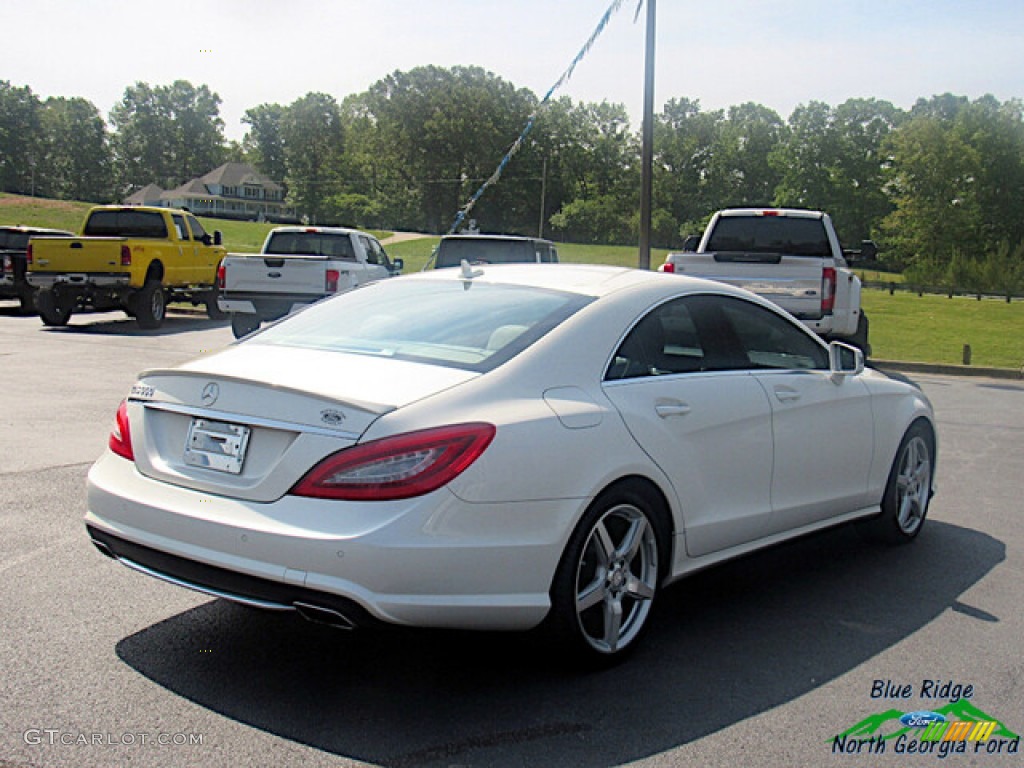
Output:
[
  {"xmin": 83, "ymin": 211, "xmax": 168, "ymax": 239},
  {"xmin": 435, "ymin": 238, "xmax": 537, "ymax": 268},
  {"xmin": 256, "ymin": 279, "xmax": 592, "ymax": 372},
  {"xmin": 706, "ymin": 216, "xmax": 831, "ymax": 257},
  {"xmin": 265, "ymin": 232, "xmax": 356, "ymax": 259}
]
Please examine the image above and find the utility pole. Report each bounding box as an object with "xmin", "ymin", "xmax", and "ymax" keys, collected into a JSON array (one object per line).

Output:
[{"xmin": 638, "ymin": 0, "xmax": 656, "ymax": 270}]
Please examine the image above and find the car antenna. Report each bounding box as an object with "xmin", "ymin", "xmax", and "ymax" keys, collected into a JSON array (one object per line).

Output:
[{"xmin": 460, "ymin": 259, "xmax": 484, "ymax": 280}]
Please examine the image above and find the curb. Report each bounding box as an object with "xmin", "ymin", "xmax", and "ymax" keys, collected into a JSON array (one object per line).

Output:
[{"xmin": 872, "ymin": 359, "xmax": 1023, "ymax": 380}]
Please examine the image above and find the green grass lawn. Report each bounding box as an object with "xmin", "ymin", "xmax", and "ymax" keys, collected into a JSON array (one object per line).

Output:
[
  {"xmin": 862, "ymin": 289, "xmax": 1023, "ymax": 369},
  {"xmin": 4, "ymin": 193, "xmax": 1021, "ymax": 369}
]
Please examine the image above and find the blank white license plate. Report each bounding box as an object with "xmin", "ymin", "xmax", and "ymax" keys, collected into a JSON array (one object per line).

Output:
[{"xmin": 184, "ymin": 418, "xmax": 251, "ymax": 474}]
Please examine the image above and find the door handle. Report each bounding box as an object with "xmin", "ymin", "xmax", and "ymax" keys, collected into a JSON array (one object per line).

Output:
[
  {"xmin": 774, "ymin": 387, "xmax": 801, "ymax": 402},
  {"xmin": 655, "ymin": 402, "xmax": 691, "ymax": 418}
]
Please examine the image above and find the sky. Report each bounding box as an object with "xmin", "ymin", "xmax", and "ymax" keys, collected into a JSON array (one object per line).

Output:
[{"xmin": 4, "ymin": 0, "xmax": 1024, "ymax": 142}]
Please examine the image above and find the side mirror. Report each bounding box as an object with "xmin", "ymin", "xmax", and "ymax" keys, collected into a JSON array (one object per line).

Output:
[
  {"xmin": 829, "ymin": 341, "xmax": 864, "ymax": 378},
  {"xmin": 213, "ymin": 231, "xmax": 223, "ymax": 247},
  {"xmin": 391, "ymin": 257, "xmax": 404, "ymax": 274}
]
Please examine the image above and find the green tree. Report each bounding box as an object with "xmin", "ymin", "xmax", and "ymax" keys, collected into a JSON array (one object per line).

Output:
[
  {"xmin": 0, "ymin": 81, "xmax": 45, "ymax": 195},
  {"xmin": 41, "ymin": 97, "xmax": 114, "ymax": 202},
  {"xmin": 110, "ymin": 80, "xmax": 226, "ymax": 192},
  {"xmin": 281, "ymin": 92, "xmax": 344, "ymax": 224},
  {"xmin": 359, "ymin": 65, "xmax": 538, "ymax": 232},
  {"xmin": 772, "ymin": 98, "xmax": 902, "ymax": 243},
  {"xmin": 242, "ymin": 103, "xmax": 288, "ymax": 184}
]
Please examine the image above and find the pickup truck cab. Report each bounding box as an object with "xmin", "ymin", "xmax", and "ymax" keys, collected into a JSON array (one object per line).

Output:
[
  {"xmin": 431, "ymin": 234, "xmax": 559, "ymax": 269},
  {"xmin": 0, "ymin": 226, "xmax": 73, "ymax": 312},
  {"xmin": 659, "ymin": 208, "xmax": 873, "ymax": 354},
  {"xmin": 27, "ymin": 206, "xmax": 225, "ymax": 329},
  {"xmin": 218, "ymin": 226, "xmax": 402, "ymax": 338}
]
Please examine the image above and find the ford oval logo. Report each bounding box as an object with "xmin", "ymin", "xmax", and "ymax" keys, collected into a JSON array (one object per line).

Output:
[{"xmin": 900, "ymin": 711, "xmax": 946, "ymax": 728}]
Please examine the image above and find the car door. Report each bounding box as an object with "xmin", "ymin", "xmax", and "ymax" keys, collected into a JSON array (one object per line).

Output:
[
  {"xmin": 710, "ymin": 295, "xmax": 875, "ymax": 532},
  {"xmin": 602, "ymin": 297, "xmax": 776, "ymax": 558},
  {"xmin": 358, "ymin": 235, "xmax": 391, "ymax": 280}
]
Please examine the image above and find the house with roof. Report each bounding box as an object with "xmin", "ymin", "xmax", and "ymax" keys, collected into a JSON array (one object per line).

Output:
[{"xmin": 125, "ymin": 163, "xmax": 299, "ymax": 223}]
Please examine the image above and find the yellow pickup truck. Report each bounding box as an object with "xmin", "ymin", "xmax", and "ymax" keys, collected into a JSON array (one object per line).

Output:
[{"xmin": 27, "ymin": 206, "xmax": 226, "ymax": 329}]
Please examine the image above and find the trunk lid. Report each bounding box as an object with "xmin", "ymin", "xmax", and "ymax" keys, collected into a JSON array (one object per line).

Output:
[{"xmin": 128, "ymin": 343, "xmax": 478, "ymax": 501}]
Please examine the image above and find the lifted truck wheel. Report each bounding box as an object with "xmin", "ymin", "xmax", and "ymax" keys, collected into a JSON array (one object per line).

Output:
[
  {"xmin": 36, "ymin": 290, "xmax": 73, "ymax": 327},
  {"xmin": 205, "ymin": 289, "xmax": 228, "ymax": 321},
  {"xmin": 850, "ymin": 313, "xmax": 871, "ymax": 357},
  {"xmin": 231, "ymin": 313, "xmax": 260, "ymax": 339},
  {"xmin": 134, "ymin": 280, "xmax": 166, "ymax": 329}
]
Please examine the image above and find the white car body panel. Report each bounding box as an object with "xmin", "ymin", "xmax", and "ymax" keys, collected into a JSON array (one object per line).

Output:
[{"xmin": 85, "ymin": 264, "xmax": 937, "ymax": 638}]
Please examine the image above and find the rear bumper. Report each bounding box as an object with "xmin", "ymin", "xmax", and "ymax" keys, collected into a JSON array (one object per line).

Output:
[
  {"xmin": 27, "ymin": 272, "xmax": 130, "ymax": 290},
  {"xmin": 218, "ymin": 292, "xmax": 323, "ymax": 319},
  {"xmin": 85, "ymin": 451, "xmax": 566, "ymax": 631}
]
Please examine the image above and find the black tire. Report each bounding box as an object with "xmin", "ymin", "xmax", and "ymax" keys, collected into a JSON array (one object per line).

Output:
[
  {"xmin": 231, "ymin": 313, "xmax": 261, "ymax": 339},
  {"xmin": 36, "ymin": 290, "xmax": 73, "ymax": 327},
  {"xmin": 546, "ymin": 480, "xmax": 667, "ymax": 664},
  {"xmin": 18, "ymin": 288, "xmax": 36, "ymax": 315},
  {"xmin": 134, "ymin": 280, "xmax": 166, "ymax": 329},
  {"xmin": 850, "ymin": 312, "xmax": 871, "ymax": 357},
  {"xmin": 205, "ymin": 288, "xmax": 228, "ymax": 321},
  {"xmin": 866, "ymin": 421, "xmax": 934, "ymax": 544}
]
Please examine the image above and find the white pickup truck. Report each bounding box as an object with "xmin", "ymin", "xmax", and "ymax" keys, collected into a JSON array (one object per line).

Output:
[
  {"xmin": 218, "ymin": 226, "xmax": 402, "ymax": 338},
  {"xmin": 659, "ymin": 208, "xmax": 874, "ymax": 354}
]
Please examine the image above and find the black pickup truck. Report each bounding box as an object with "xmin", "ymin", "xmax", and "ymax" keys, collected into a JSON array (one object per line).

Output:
[{"xmin": 0, "ymin": 226, "xmax": 73, "ymax": 312}]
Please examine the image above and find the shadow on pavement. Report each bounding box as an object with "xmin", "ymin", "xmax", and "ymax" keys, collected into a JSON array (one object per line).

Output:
[
  {"xmin": 116, "ymin": 521, "xmax": 1004, "ymax": 767},
  {"xmin": 36, "ymin": 309, "xmax": 228, "ymax": 337}
]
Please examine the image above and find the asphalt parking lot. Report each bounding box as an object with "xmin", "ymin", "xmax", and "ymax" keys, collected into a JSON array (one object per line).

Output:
[{"xmin": 1, "ymin": 304, "xmax": 1022, "ymax": 768}]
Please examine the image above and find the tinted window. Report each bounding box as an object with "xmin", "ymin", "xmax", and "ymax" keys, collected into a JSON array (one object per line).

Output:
[
  {"xmin": 187, "ymin": 215, "xmax": 208, "ymax": 242},
  {"xmin": 435, "ymin": 238, "xmax": 539, "ymax": 268},
  {"xmin": 606, "ymin": 298, "xmax": 707, "ymax": 380},
  {"xmin": 265, "ymin": 232, "xmax": 355, "ymax": 259},
  {"xmin": 255, "ymin": 279, "xmax": 592, "ymax": 372},
  {"xmin": 83, "ymin": 210, "xmax": 168, "ymax": 239},
  {"xmin": 715, "ymin": 296, "xmax": 829, "ymax": 370},
  {"xmin": 706, "ymin": 215, "xmax": 831, "ymax": 257}
]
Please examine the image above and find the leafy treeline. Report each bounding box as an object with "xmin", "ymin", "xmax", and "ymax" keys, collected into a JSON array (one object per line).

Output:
[{"xmin": 3, "ymin": 71, "xmax": 1024, "ymax": 287}]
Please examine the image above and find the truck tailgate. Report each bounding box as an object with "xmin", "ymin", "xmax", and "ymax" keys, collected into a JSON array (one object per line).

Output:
[
  {"xmin": 223, "ymin": 255, "xmax": 332, "ymax": 296},
  {"xmin": 671, "ymin": 251, "xmax": 826, "ymax": 320},
  {"xmin": 29, "ymin": 237, "xmax": 127, "ymax": 274}
]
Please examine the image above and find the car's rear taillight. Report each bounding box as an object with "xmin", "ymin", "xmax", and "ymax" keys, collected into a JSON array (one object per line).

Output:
[
  {"xmin": 109, "ymin": 400, "xmax": 134, "ymax": 461},
  {"xmin": 291, "ymin": 423, "xmax": 496, "ymax": 501},
  {"xmin": 120, "ymin": 245, "xmax": 132, "ymax": 267},
  {"xmin": 26, "ymin": 243, "xmax": 33, "ymax": 266},
  {"xmin": 217, "ymin": 263, "xmax": 226, "ymax": 290},
  {"xmin": 325, "ymin": 269, "xmax": 340, "ymax": 293},
  {"xmin": 661, "ymin": 262, "xmax": 675, "ymax": 273},
  {"xmin": 822, "ymin": 267, "xmax": 836, "ymax": 315}
]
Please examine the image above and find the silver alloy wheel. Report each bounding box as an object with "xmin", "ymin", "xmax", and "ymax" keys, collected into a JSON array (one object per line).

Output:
[
  {"xmin": 895, "ymin": 435, "xmax": 931, "ymax": 535},
  {"xmin": 574, "ymin": 503, "xmax": 659, "ymax": 654}
]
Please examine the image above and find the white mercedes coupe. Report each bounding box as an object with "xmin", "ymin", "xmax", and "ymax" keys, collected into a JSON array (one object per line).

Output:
[{"xmin": 86, "ymin": 263, "xmax": 936, "ymax": 662}]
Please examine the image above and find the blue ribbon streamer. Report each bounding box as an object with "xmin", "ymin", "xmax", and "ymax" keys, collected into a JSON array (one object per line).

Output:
[{"xmin": 448, "ymin": 0, "xmax": 631, "ymax": 234}]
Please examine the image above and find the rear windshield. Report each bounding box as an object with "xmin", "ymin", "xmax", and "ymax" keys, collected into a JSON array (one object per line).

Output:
[
  {"xmin": 706, "ymin": 216, "xmax": 831, "ymax": 257},
  {"xmin": 435, "ymin": 238, "xmax": 548, "ymax": 268},
  {"xmin": 265, "ymin": 232, "xmax": 356, "ymax": 259},
  {"xmin": 254, "ymin": 278, "xmax": 591, "ymax": 372},
  {"xmin": 83, "ymin": 210, "xmax": 169, "ymax": 239}
]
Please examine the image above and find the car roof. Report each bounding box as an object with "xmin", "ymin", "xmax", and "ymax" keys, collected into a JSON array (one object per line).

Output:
[
  {"xmin": 0, "ymin": 226, "xmax": 74, "ymax": 235},
  {"xmin": 717, "ymin": 208, "xmax": 825, "ymax": 220},
  {"xmin": 440, "ymin": 234, "xmax": 555, "ymax": 245},
  {"xmin": 399, "ymin": 262, "xmax": 753, "ymax": 301},
  {"xmin": 268, "ymin": 226, "xmax": 368, "ymax": 236}
]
